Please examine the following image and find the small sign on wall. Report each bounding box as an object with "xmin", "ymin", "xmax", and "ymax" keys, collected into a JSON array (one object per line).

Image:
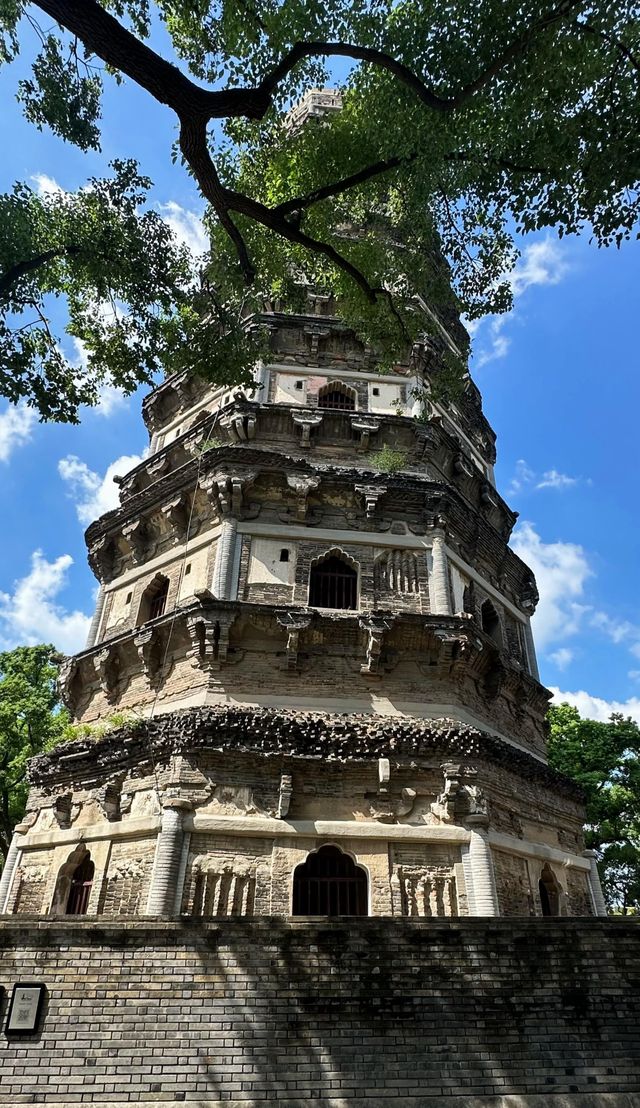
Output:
[{"xmin": 6, "ymin": 983, "xmax": 46, "ymax": 1035}]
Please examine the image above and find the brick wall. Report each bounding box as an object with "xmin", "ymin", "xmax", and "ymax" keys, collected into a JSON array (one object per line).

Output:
[{"xmin": 0, "ymin": 918, "xmax": 638, "ymax": 1105}]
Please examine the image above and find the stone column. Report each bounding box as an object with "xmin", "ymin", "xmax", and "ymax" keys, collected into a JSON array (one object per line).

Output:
[
  {"xmin": 523, "ymin": 620, "xmax": 540, "ymax": 681},
  {"xmin": 212, "ymin": 518, "xmax": 238, "ymax": 600},
  {"xmin": 146, "ymin": 800, "xmax": 191, "ymax": 917},
  {"xmin": 467, "ymin": 829, "xmax": 500, "ymax": 916},
  {"xmin": 0, "ymin": 823, "xmax": 28, "ymax": 913},
  {"xmin": 429, "ymin": 531, "xmax": 452, "ymax": 615},
  {"xmin": 85, "ymin": 584, "xmax": 106, "ymax": 649},
  {"xmin": 584, "ymin": 850, "xmax": 608, "ymax": 917},
  {"xmin": 252, "ymin": 359, "xmax": 269, "ymax": 401}
]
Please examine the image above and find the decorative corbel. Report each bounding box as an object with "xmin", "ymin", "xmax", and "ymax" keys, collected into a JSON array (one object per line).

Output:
[
  {"xmin": 351, "ymin": 415, "xmax": 380, "ymax": 452},
  {"xmin": 303, "ymin": 325, "xmax": 330, "ymax": 358},
  {"xmin": 161, "ymin": 494, "xmax": 189, "ymax": 543},
  {"xmin": 122, "ymin": 518, "xmax": 150, "ymax": 565},
  {"xmin": 220, "ymin": 407, "xmax": 257, "ymax": 442},
  {"xmin": 199, "ymin": 471, "xmax": 256, "ymax": 518},
  {"xmin": 87, "ymin": 534, "xmax": 115, "ymax": 583},
  {"xmin": 291, "ymin": 409, "xmax": 323, "ymax": 448},
  {"xmin": 93, "ymin": 647, "xmax": 120, "ymax": 704},
  {"xmin": 423, "ymin": 492, "xmax": 450, "ymax": 529},
  {"xmin": 186, "ymin": 612, "xmax": 218, "ymax": 669},
  {"xmin": 359, "ymin": 614, "xmax": 393, "ymax": 675},
  {"xmin": 134, "ymin": 627, "xmax": 163, "ymax": 685},
  {"xmin": 286, "ymin": 474, "xmax": 320, "ymax": 523},
  {"xmin": 147, "ymin": 453, "xmax": 169, "ymax": 481},
  {"xmin": 57, "ymin": 656, "xmax": 81, "ymax": 714},
  {"xmin": 453, "ymin": 449, "xmax": 475, "ymax": 479},
  {"xmin": 276, "ymin": 774, "xmax": 293, "ymax": 819},
  {"xmin": 276, "ymin": 611, "xmax": 312, "ymax": 670},
  {"xmin": 113, "ymin": 471, "xmax": 140, "ymax": 500},
  {"xmin": 480, "ymin": 481, "xmax": 500, "ymax": 510},
  {"xmin": 414, "ymin": 424, "xmax": 440, "ymax": 458},
  {"xmin": 355, "ymin": 484, "xmax": 387, "ymax": 521}
]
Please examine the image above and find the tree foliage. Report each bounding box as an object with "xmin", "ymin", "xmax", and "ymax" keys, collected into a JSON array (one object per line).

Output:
[
  {"xmin": 0, "ymin": 644, "xmax": 69, "ymax": 859},
  {"xmin": 0, "ymin": 0, "xmax": 639, "ymax": 419},
  {"xmin": 547, "ymin": 702, "xmax": 640, "ymax": 913}
]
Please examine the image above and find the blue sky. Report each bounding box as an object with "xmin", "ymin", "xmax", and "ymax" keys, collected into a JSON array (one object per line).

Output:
[{"xmin": 0, "ymin": 23, "xmax": 639, "ymax": 722}]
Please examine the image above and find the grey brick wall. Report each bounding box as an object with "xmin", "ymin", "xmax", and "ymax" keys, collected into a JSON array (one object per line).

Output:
[{"xmin": 0, "ymin": 918, "xmax": 638, "ymax": 1105}]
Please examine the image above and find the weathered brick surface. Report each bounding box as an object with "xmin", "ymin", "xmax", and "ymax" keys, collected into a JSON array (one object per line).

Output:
[{"xmin": 0, "ymin": 918, "xmax": 637, "ymax": 1104}]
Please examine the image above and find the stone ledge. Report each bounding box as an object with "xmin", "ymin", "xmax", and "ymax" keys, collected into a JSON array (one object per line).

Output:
[{"xmin": 9, "ymin": 1096, "xmax": 640, "ymax": 1108}]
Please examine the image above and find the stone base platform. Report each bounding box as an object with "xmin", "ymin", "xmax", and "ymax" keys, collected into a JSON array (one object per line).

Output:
[{"xmin": 0, "ymin": 918, "xmax": 638, "ymax": 1105}]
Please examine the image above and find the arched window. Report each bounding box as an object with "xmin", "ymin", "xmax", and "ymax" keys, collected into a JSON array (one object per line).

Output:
[
  {"xmin": 539, "ymin": 864, "xmax": 561, "ymax": 917},
  {"xmin": 317, "ymin": 381, "xmax": 356, "ymax": 411},
  {"xmin": 309, "ymin": 552, "xmax": 358, "ymax": 610},
  {"xmin": 292, "ymin": 845, "xmax": 368, "ymax": 916},
  {"xmin": 137, "ymin": 574, "xmax": 169, "ymax": 625},
  {"xmin": 66, "ymin": 854, "xmax": 95, "ymax": 916},
  {"xmin": 481, "ymin": 599, "xmax": 501, "ymax": 644}
]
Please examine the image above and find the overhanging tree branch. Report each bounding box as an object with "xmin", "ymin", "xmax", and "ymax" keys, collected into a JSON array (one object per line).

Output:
[{"xmin": 0, "ymin": 245, "xmax": 82, "ymax": 298}]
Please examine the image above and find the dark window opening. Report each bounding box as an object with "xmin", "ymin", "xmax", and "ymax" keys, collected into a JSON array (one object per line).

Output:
[
  {"xmin": 372, "ymin": 387, "xmax": 380, "ymax": 396},
  {"xmin": 309, "ymin": 555, "xmax": 357, "ymax": 610},
  {"xmin": 185, "ymin": 563, "xmax": 191, "ymax": 575},
  {"xmin": 280, "ymin": 549, "xmax": 290, "ymax": 563},
  {"xmin": 149, "ymin": 580, "xmax": 169, "ymax": 620},
  {"xmin": 292, "ymin": 845, "xmax": 368, "ymax": 916},
  {"xmin": 125, "ymin": 591, "xmax": 132, "ymax": 604},
  {"xmin": 318, "ymin": 385, "xmax": 356, "ymax": 411},
  {"xmin": 295, "ymin": 380, "xmax": 304, "ymax": 390},
  {"xmin": 481, "ymin": 599, "xmax": 501, "ymax": 644},
  {"xmin": 539, "ymin": 865, "xmax": 560, "ymax": 916},
  {"xmin": 66, "ymin": 854, "xmax": 94, "ymax": 916}
]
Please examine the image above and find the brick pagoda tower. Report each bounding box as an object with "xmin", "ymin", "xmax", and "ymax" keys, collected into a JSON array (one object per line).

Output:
[{"xmin": 0, "ymin": 293, "xmax": 606, "ymax": 924}]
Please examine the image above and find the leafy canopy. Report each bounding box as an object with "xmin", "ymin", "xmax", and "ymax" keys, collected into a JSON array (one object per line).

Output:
[
  {"xmin": 0, "ymin": 0, "xmax": 639, "ymax": 419},
  {"xmin": 548, "ymin": 702, "xmax": 640, "ymax": 913},
  {"xmin": 0, "ymin": 644, "xmax": 69, "ymax": 859}
]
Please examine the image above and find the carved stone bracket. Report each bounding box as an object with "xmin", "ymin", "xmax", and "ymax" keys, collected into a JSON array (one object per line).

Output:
[
  {"xmin": 113, "ymin": 471, "xmax": 140, "ymax": 500},
  {"xmin": 415, "ymin": 423, "xmax": 440, "ymax": 458},
  {"xmin": 480, "ymin": 481, "xmax": 500, "ymax": 511},
  {"xmin": 453, "ymin": 449, "xmax": 475, "ymax": 479},
  {"xmin": 276, "ymin": 611, "xmax": 313, "ymax": 670},
  {"xmin": 291, "ymin": 409, "xmax": 323, "ymax": 448},
  {"xmin": 286, "ymin": 475, "xmax": 320, "ymax": 523},
  {"xmin": 423, "ymin": 492, "xmax": 450, "ymax": 529},
  {"xmin": 147, "ymin": 454, "xmax": 169, "ymax": 481},
  {"xmin": 57, "ymin": 656, "xmax": 81, "ymax": 714},
  {"xmin": 430, "ymin": 762, "xmax": 489, "ymax": 827},
  {"xmin": 122, "ymin": 518, "xmax": 150, "ymax": 565},
  {"xmin": 351, "ymin": 415, "xmax": 380, "ymax": 452},
  {"xmin": 161, "ymin": 495, "xmax": 189, "ymax": 543},
  {"xmin": 134, "ymin": 627, "xmax": 164, "ymax": 686},
  {"xmin": 87, "ymin": 535, "xmax": 115, "ymax": 583},
  {"xmin": 303, "ymin": 325, "xmax": 331, "ymax": 358},
  {"xmin": 93, "ymin": 647, "xmax": 120, "ymax": 704},
  {"xmin": 199, "ymin": 471, "xmax": 257, "ymax": 518},
  {"xmin": 359, "ymin": 614, "xmax": 393, "ymax": 675},
  {"xmin": 186, "ymin": 611, "xmax": 238, "ymax": 670},
  {"xmin": 355, "ymin": 484, "xmax": 387, "ymax": 521},
  {"xmin": 276, "ymin": 773, "xmax": 293, "ymax": 819},
  {"xmin": 220, "ymin": 407, "xmax": 257, "ymax": 443}
]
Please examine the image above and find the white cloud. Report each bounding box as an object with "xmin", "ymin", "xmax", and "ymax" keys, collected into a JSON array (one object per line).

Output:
[
  {"xmin": 58, "ymin": 451, "xmax": 146, "ymax": 525},
  {"xmin": 158, "ymin": 201, "xmax": 208, "ymax": 256},
  {"xmin": 30, "ymin": 173, "xmax": 64, "ymax": 196},
  {"xmin": 506, "ymin": 458, "xmax": 585, "ymax": 497},
  {"xmin": 511, "ymin": 521, "xmax": 592, "ymax": 649},
  {"xmin": 550, "ymin": 687, "xmax": 640, "ymax": 725},
  {"xmin": 536, "ymin": 469, "xmax": 579, "ymax": 491},
  {"xmin": 548, "ymin": 647, "xmax": 574, "ymax": 671},
  {"xmin": 0, "ymin": 550, "xmax": 90, "ymax": 654},
  {"xmin": 0, "ymin": 403, "xmax": 37, "ymax": 462},
  {"xmin": 472, "ymin": 236, "xmax": 570, "ymax": 367}
]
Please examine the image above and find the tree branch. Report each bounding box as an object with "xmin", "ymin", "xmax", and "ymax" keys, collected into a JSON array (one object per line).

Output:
[
  {"xmin": 0, "ymin": 245, "xmax": 81, "ymax": 299},
  {"xmin": 275, "ymin": 156, "xmax": 408, "ymax": 216},
  {"xmin": 576, "ymin": 20, "xmax": 640, "ymax": 74}
]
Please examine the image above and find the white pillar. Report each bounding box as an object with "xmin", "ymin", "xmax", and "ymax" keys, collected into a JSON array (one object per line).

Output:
[
  {"xmin": 146, "ymin": 802, "xmax": 190, "ymax": 917},
  {"xmin": 85, "ymin": 584, "xmax": 106, "ymax": 649},
  {"xmin": 212, "ymin": 518, "xmax": 238, "ymax": 600},
  {"xmin": 429, "ymin": 531, "xmax": 452, "ymax": 615},
  {"xmin": 523, "ymin": 620, "xmax": 540, "ymax": 681},
  {"xmin": 584, "ymin": 850, "xmax": 608, "ymax": 916},
  {"xmin": 467, "ymin": 829, "xmax": 500, "ymax": 916},
  {"xmin": 0, "ymin": 825, "xmax": 27, "ymax": 913}
]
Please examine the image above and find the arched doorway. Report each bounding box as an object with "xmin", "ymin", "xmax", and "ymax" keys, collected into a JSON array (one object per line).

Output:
[
  {"xmin": 539, "ymin": 863, "xmax": 561, "ymax": 916},
  {"xmin": 292, "ymin": 845, "xmax": 368, "ymax": 916},
  {"xmin": 66, "ymin": 854, "xmax": 95, "ymax": 915},
  {"xmin": 481, "ymin": 599, "xmax": 501, "ymax": 645},
  {"xmin": 309, "ymin": 552, "xmax": 358, "ymax": 610}
]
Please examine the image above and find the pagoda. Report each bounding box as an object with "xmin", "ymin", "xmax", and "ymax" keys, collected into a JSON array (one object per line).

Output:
[{"xmin": 0, "ymin": 293, "xmax": 606, "ymax": 923}]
